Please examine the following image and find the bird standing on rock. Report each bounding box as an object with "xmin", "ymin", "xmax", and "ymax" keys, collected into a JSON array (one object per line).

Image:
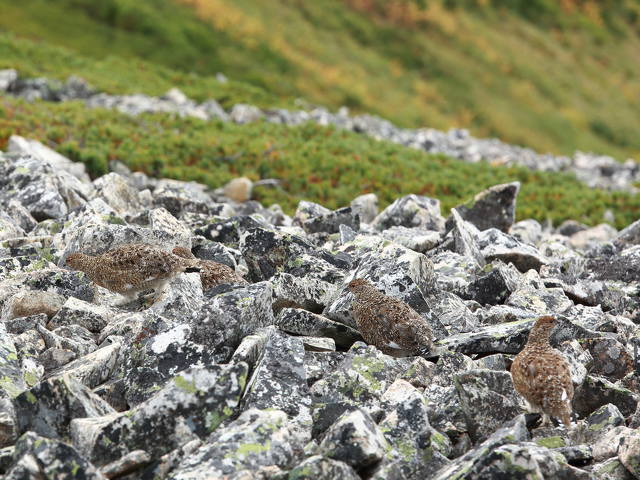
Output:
[
  {"xmin": 172, "ymin": 246, "xmax": 248, "ymax": 289},
  {"xmin": 347, "ymin": 278, "xmax": 433, "ymax": 357},
  {"xmin": 511, "ymin": 315, "xmax": 574, "ymax": 428},
  {"xmin": 65, "ymin": 243, "xmax": 200, "ymax": 303}
]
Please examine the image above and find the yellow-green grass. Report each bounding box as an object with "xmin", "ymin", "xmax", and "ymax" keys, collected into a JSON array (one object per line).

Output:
[{"xmin": 1, "ymin": 0, "xmax": 640, "ymax": 161}]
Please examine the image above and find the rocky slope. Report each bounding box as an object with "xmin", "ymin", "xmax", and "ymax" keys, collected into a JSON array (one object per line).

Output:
[
  {"xmin": 0, "ymin": 135, "xmax": 640, "ymax": 479},
  {"xmin": 2, "ymin": 68, "xmax": 639, "ymax": 194}
]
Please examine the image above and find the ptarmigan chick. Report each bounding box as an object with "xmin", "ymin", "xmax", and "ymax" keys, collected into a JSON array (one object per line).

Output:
[
  {"xmin": 172, "ymin": 247, "xmax": 248, "ymax": 289},
  {"xmin": 347, "ymin": 278, "xmax": 433, "ymax": 357},
  {"xmin": 65, "ymin": 243, "xmax": 200, "ymax": 302},
  {"xmin": 511, "ymin": 315, "xmax": 574, "ymax": 428}
]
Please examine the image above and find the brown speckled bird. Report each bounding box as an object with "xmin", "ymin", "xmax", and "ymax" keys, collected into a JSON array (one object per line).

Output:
[
  {"xmin": 511, "ymin": 315, "xmax": 574, "ymax": 428},
  {"xmin": 65, "ymin": 243, "xmax": 200, "ymax": 301},
  {"xmin": 172, "ymin": 247, "xmax": 248, "ymax": 289},
  {"xmin": 347, "ymin": 278, "xmax": 433, "ymax": 357}
]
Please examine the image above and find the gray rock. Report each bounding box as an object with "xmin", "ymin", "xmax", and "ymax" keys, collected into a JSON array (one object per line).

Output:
[
  {"xmin": 432, "ymin": 414, "xmax": 529, "ymax": 479},
  {"xmin": 318, "ymin": 408, "xmax": 388, "ymax": 469},
  {"xmin": 47, "ymin": 296, "xmax": 113, "ymax": 333},
  {"xmin": 380, "ymin": 379, "xmax": 451, "ymax": 476},
  {"xmin": 463, "ymin": 261, "xmax": 520, "ymax": 305},
  {"xmin": 510, "ymin": 219, "xmax": 543, "ymax": 245},
  {"xmin": 426, "ymin": 290, "xmax": 478, "ymax": 334},
  {"xmin": 230, "ymin": 104, "xmax": 263, "ymax": 124},
  {"xmin": 448, "ymin": 182, "xmax": 520, "ymax": 233},
  {"xmin": 0, "ymin": 69, "xmax": 17, "ymax": 91},
  {"xmin": 5, "ymin": 431, "xmax": 105, "ymax": 479},
  {"xmin": 302, "ymin": 206, "xmax": 359, "ymax": 235},
  {"xmin": 92, "ymin": 172, "xmax": 142, "ymax": 214},
  {"xmin": 99, "ymin": 449, "xmax": 152, "ymax": 479},
  {"xmin": 573, "ymin": 375, "xmax": 638, "ymax": 417},
  {"xmin": 372, "ymin": 194, "xmax": 445, "ymax": 232},
  {"xmin": 351, "ymin": 193, "xmax": 378, "ymax": 224},
  {"xmin": 575, "ymin": 403, "xmax": 626, "ymax": 445},
  {"xmin": 276, "ymin": 308, "xmax": 362, "ymax": 349},
  {"xmin": 270, "ymin": 272, "xmax": 337, "ymax": 313},
  {"xmin": 47, "ymin": 341, "xmax": 121, "ymax": 389},
  {"xmin": 0, "ymin": 323, "xmax": 26, "ymax": 398},
  {"xmin": 73, "ymin": 363, "xmax": 248, "ymax": 466},
  {"xmin": 14, "ymin": 373, "xmax": 114, "ymax": 438},
  {"xmin": 455, "ymin": 368, "xmax": 524, "ymax": 442},
  {"xmin": 242, "ymin": 331, "xmax": 311, "ymax": 418},
  {"xmin": 287, "ymin": 455, "xmax": 360, "ymax": 480},
  {"xmin": 169, "ymin": 408, "xmax": 297, "ymax": 479},
  {"xmin": 478, "ymin": 228, "xmax": 548, "ymax": 272},
  {"xmin": 380, "ymin": 226, "xmax": 440, "ymax": 254},
  {"xmin": 0, "ymin": 398, "xmax": 17, "ymax": 448},
  {"xmin": 189, "ymin": 282, "xmax": 274, "ymax": 362}
]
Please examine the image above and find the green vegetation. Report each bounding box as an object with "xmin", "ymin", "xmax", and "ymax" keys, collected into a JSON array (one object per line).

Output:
[
  {"xmin": 1, "ymin": 95, "xmax": 638, "ymax": 228},
  {"xmin": 2, "ymin": 0, "xmax": 640, "ymax": 160}
]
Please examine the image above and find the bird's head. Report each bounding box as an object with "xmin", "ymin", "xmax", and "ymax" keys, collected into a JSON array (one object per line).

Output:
[
  {"xmin": 347, "ymin": 278, "xmax": 373, "ymax": 295},
  {"xmin": 65, "ymin": 252, "xmax": 91, "ymax": 271},
  {"xmin": 527, "ymin": 315, "xmax": 557, "ymax": 345}
]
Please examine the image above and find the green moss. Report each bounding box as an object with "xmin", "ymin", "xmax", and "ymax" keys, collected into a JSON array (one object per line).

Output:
[
  {"xmin": 25, "ymin": 391, "xmax": 37, "ymax": 404},
  {"xmin": 227, "ymin": 441, "xmax": 271, "ymax": 459},
  {"xmin": 535, "ymin": 436, "xmax": 566, "ymax": 448},
  {"xmin": 6, "ymin": 351, "xmax": 18, "ymax": 362},
  {"xmin": 0, "ymin": 375, "xmax": 22, "ymax": 398},
  {"xmin": 101, "ymin": 214, "xmax": 126, "ymax": 225},
  {"xmin": 23, "ymin": 370, "xmax": 38, "ymax": 387},
  {"xmin": 173, "ymin": 375, "xmax": 198, "ymax": 394}
]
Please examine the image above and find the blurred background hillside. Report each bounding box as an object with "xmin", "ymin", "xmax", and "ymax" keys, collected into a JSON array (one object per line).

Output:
[
  {"xmin": 2, "ymin": 0, "xmax": 640, "ymax": 160},
  {"xmin": 1, "ymin": 0, "xmax": 639, "ymax": 227}
]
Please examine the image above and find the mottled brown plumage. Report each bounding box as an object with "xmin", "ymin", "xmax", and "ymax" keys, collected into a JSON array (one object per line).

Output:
[
  {"xmin": 65, "ymin": 243, "xmax": 199, "ymax": 301},
  {"xmin": 511, "ymin": 315, "xmax": 574, "ymax": 428},
  {"xmin": 172, "ymin": 247, "xmax": 248, "ymax": 289},
  {"xmin": 347, "ymin": 278, "xmax": 433, "ymax": 357}
]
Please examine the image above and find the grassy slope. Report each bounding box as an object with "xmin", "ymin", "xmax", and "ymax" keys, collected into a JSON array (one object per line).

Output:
[{"xmin": 1, "ymin": 0, "xmax": 640, "ymax": 161}]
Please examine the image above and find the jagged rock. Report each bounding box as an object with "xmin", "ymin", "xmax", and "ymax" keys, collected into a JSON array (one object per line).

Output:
[
  {"xmin": 318, "ymin": 408, "xmax": 388, "ymax": 469},
  {"xmin": 100, "ymin": 450, "xmax": 152, "ymax": 479},
  {"xmin": 5, "ymin": 431, "xmax": 105, "ymax": 479},
  {"xmin": 310, "ymin": 343, "xmax": 413, "ymax": 409},
  {"xmin": 426, "ymin": 290, "xmax": 478, "ymax": 334},
  {"xmin": 0, "ymin": 323, "xmax": 26, "ymax": 398},
  {"xmin": 304, "ymin": 351, "xmax": 345, "ymax": 385},
  {"xmin": 447, "ymin": 182, "xmax": 519, "ymax": 233},
  {"xmin": 195, "ymin": 215, "xmax": 268, "ymax": 247},
  {"xmin": 0, "ymin": 211, "xmax": 25, "ymax": 242},
  {"xmin": 0, "ymin": 398, "xmax": 17, "ymax": 448},
  {"xmin": 300, "ymin": 336, "xmax": 335, "ymax": 352},
  {"xmin": 573, "ymin": 375, "xmax": 638, "ymax": 417},
  {"xmin": 478, "ymin": 228, "xmax": 548, "ymax": 272},
  {"xmin": 47, "ymin": 296, "xmax": 113, "ymax": 333},
  {"xmin": 454, "ymin": 368, "xmax": 523, "ymax": 442},
  {"xmin": 169, "ymin": 408, "xmax": 296, "ymax": 479},
  {"xmin": 188, "ymin": 282, "xmax": 274, "ymax": 362},
  {"xmin": 351, "ymin": 193, "xmax": 378, "ymax": 224},
  {"xmin": 448, "ymin": 209, "xmax": 485, "ymax": 267},
  {"xmin": 287, "ymin": 455, "xmax": 360, "ymax": 480},
  {"xmin": 432, "ymin": 415, "xmax": 529, "ymax": 478},
  {"xmin": 5, "ymin": 313, "xmax": 46, "ymax": 336},
  {"xmin": 380, "ymin": 225, "xmax": 441, "ymax": 253},
  {"xmin": 463, "ymin": 262, "xmax": 520, "ymax": 305},
  {"xmin": 379, "ymin": 379, "xmax": 451, "ymax": 476},
  {"xmin": 93, "ymin": 172, "xmax": 142, "ymax": 214},
  {"xmin": 399, "ymin": 356, "xmax": 436, "ymax": 388},
  {"xmin": 430, "ymin": 251, "xmax": 480, "ymax": 294},
  {"xmin": 569, "ymin": 224, "xmax": 617, "ymax": 250},
  {"xmin": 302, "ymin": 206, "xmax": 359, "ymax": 235},
  {"xmin": 270, "ymin": 272, "xmax": 337, "ymax": 313},
  {"xmin": 581, "ymin": 337, "xmax": 634, "ymax": 381},
  {"xmin": 240, "ymin": 226, "xmax": 349, "ymax": 282},
  {"xmin": 439, "ymin": 316, "xmax": 598, "ymax": 355},
  {"xmin": 242, "ymin": 331, "xmax": 311, "ymax": 418},
  {"xmin": 576, "ymin": 403, "xmax": 626, "ymax": 445},
  {"xmin": 276, "ymin": 308, "xmax": 362, "ymax": 349},
  {"xmin": 47, "ymin": 340, "xmax": 121, "ymax": 389},
  {"xmin": 592, "ymin": 457, "xmax": 635, "ymax": 480},
  {"xmin": 510, "ymin": 219, "xmax": 543, "ymax": 245},
  {"xmin": 14, "ymin": 373, "xmax": 114, "ymax": 438},
  {"xmin": 149, "ymin": 271, "xmax": 203, "ymax": 322},
  {"xmin": 72, "ymin": 363, "xmax": 248, "ymax": 466},
  {"xmin": 37, "ymin": 323, "xmax": 96, "ymax": 357},
  {"xmin": 39, "ymin": 347, "xmax": 77, "ymax": 371},
  {"xmin": 592, "ymin": 426, "xmax": 640, "ymax": 462},
  {"xmin": 6, "ymin": 199, "xmax": 38, "ymax": 233},
  {"xmin": 372, "ymin": 194, "xmax": 445, "ymax": 232}
]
